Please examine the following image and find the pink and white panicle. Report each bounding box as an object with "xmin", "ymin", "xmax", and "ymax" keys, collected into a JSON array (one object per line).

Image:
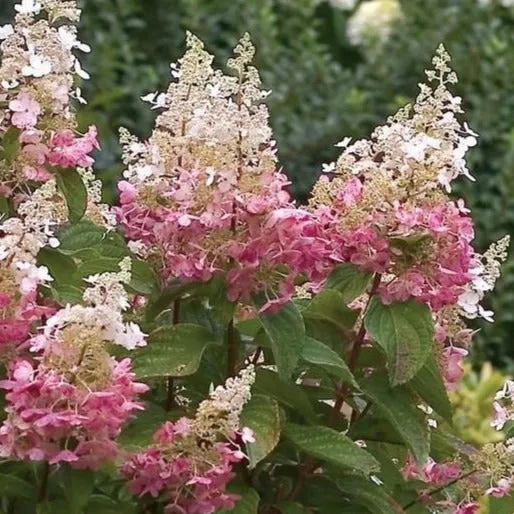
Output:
[
  {"xmin": 0, "ymin": 257, "xmax": 148, "ymax": 468},
  {"xmin": 116, "ymin": 33, "xmax": 329, "ymax": 311},
  {"xmin": 0, "ymin": 180, "xmax": 69, "ymax": 353},
  {"xmin": 0, "ymin": 0, "xmax": 98, "ymax": 189},
  {"xmin": 121, "ymin": 366, "xmax": 255, "ymax": 514},
  {"xmin": 310, "ymin": 45, "xmax": 509, "ymax": 390}
]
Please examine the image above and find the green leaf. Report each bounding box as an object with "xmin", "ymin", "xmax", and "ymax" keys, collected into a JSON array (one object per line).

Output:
[
  {"xmin": 0, "ymin": 473, "xmax": 36, "ymax": 499},
  {"xmin": 132, "ymin": 324, "xmax": 217, "ymax": 379},
  {"xmin": 410, "ymin": 355, "xmax": 453, "ymax": 424},
  {"xmin": 277, "ymin": 503, "xmax": 306, "ymax": 514},
  {"xmin": 38, "ymin": 248, "xmax": 78, "ymax": 284},
  {"xmin": 129, "ymin": 258, "xmax": 159, "ymax": 296},
  {"xmin": 55, "ymin": 169, "xmax": 88, "ymax": 223},
  {"xmin": 257, "ymin": 301, "xmax": 305, "ymax": 380},
  {"xmin": 50, "ymin": 283, "xmax": 84, "ymax": 305},
  {"xmin": 0, "ymin": 127, "xmax": 21, "ymax": 163},
  {"xmin": 0, "ymin": 195, "xmax": 11, "ymax": 219},
  {"xmin": 241, "ymin": 394, "xmax": 281, "ymax": 468},
  {"xmin": 119, "ymin": 403, "xmax": 169, "ymax": 451},
  {"xmin": 487, "ymin": 493, "xmax": 514, "ymax": 514},
  {"xmin": 58, "ymin": 467, "xmax": 95, "ymax": 513},
  {"xmin": 254, "ymin": 368, "xmax": 316, "ymax": 423},
  {"xmin": 74, "ymin": 257, "xmax": 121, "ymax": 277},
  {"xmin": 336, "ymin": 475, "xmax": 405, "ymax": 514},
  {"xmin": 325, "ymin": 263, "xmax": 372, "ymax": 304},
  {"xmin": 364, "ymin": 297, "xmax": 434, "ymax": 386},
  {"xmin": 37, "ymin": 500, "xmax": 70, "ymax": 514},
  {"xmin": 58, "ymin": 221, "xmax": 107, "ymax": 254},
  {"xmin": 85, "ymin": 496, "xmax": 136, "ymax": 514},
  {"xmin": 361, "ymin": 373, "xmax": 429, "ymax": 464},
  {"xmin": 283, "ymin": 423, "xmax": 380, "ymax": 475},
  {"xmin": 207, "ymin": 276, "xmax": 236, "ymax": 325},
  {"xmin": 302, "ymin": 337, "xmax": 357, "ymax": 386},
  {"xmin": 218, "ymin": 486, "xmax": 259, "ymax": 514},
  {"xmin": 303, "ymin": 289, "xmax": 359, "ymax": 330}
]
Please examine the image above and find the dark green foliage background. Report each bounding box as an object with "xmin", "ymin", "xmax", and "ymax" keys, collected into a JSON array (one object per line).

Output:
[{"xmin": 2, "ymin": 0, "xmax": 514, "ymax": 366}]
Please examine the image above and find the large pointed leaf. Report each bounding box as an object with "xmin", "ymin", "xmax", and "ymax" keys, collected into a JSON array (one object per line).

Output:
[
  {"xmin": 325, "ymin": 263, "xmax": 372, "ymax": 303},
  {"xmin": 38, "ymin": 248, "xmax": 78, "ymax": 284},
  {"xmin": 302, "ymin": 290, "xmax": 359, "ymax": 330},
  {"xmin": 277, "ymin": 503, "xmax": 306, "ymax": 514},
  {"xmin": 0, "ymin": 127, "xmax": 21, "ymax": 163},
  {"xmin": 487, "ymin": 493, "xmax": 514, "ymax": 514},
  {"xmin": 58, "ymin": 221, "xmax": 107, "ymax": 254},
  {"xmin": 254, "ymin": 369, "xmax": 316, "ymax": 423},
  {"xmin": 302, "ymin": 337, "xmax": 357, "ymax": 387},
  {"xmin": 55, "ymin": 169, "xmax": 88, "ymax": 223},
  {"xmin": 241, "ymin": 394, "xmax": 281, "ymax": 468},
  {"xmin": 58, "ymin": 467, "xmax": 95, "ymax": 513},
  {"xmin": 361, "ymin": 373, "xmax": 429, "ymax": 464},
  {"xmin": 0, "ymin": 474, "xmax": 36, "ymax": 499},
  {"xmin": 132, "ymin": 324, "xmax": 217, "ymax": 379},
  {"xmin": 410, "ymin": 355, "xmax": 453, "ymax": 424},
  {"xmin": 85, "ymin": 496, "xmax": 136, "ymax": 514},
  {"xmin": 283, "ymin": 423, "xmax": 380, "ymax": 475},
  {"xmin": 364, "ymin": 297, "xmax": 434, "ymax": 386},
  {"xmin": 257, "ymin": 302, "xmax": 305, "ymax": 380},
  {"xmin": 336, "ymin": 475, "xmax": 405, "ymax": 514}
]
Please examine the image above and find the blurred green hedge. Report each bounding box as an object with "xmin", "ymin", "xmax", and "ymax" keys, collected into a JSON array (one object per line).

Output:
[{"xmin": 2, "ymin": 0, "xmax": 514, "ymax": 366}]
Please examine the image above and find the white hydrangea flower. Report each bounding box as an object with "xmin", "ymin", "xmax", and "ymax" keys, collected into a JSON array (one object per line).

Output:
[
  {"xmin": 73, "ymin": 58, "xmax": 90, "ymax": 80},
  {"xmin": 44, "ymin": 258, "xmax": 147, "ymax": 350},
  {"xmin": 141, "ymin": 91, "xmax": 167, "ymax": 109},
  {"xmin": 0, "ymin": 24, "xmax": 14, "ymax": 40},
  {"xmin": 58, "ymin": 26, "xmax": 91, "ymax": 53},
  {"xmin": 209, "ymin": 365, "xmax": 256, "ymax": 433},
  {"xmin": 328, "ymin": 0, "xmax": 358, "ymax": 10},
  {"xmin": 22, "ymin": 53, "xmax": 52, "ymax": 78},
  {"xmin": 347, "ymin": 0, "xmax": 402, "ymax": 47},
  {"xmin": 459, "ymin": 236, "xmax": 510, "ymax": 322},
  {"xmin": 14, "ymin": 0, "xmax": 41, "ymax": 15}
]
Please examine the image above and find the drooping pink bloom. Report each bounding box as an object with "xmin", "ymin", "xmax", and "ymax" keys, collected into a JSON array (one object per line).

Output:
[
  {"xmin": 486, "ymin": 478, "xmax": 512, "ymax": 498},
  {"xmin": 441, "ymin": 346, "xmax": 468, "ymax": 391},
  {"xmin": 9, "ymin": 93, "xmax": 41, "ymax": 129},
  {"xmin": 423, "ymin": 459, "xmax": 461, "ymax": 486},
  {"xmin": 454, "ymin": 503, "xmax": 480, "ymax": 514},
  {"xmin": 401, "ymin": 455, "xmax": 461, "ymax": 487},
  {"xmin": 491, "ymin": 401, "xmax": 509, "ymax": 431},
  {"xmin": 47, "ymin": 125, "xmax": 99, "ymax": 168}
]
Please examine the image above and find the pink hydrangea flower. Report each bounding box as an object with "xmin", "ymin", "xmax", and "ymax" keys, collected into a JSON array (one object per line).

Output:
[
  {"xmin": 491, "ymin": 401, "xmax": 509, "ymax": 431},
  {"xmin": 48, "ymin": 125, "xmax": 99, "ymax": 168},
  {"xmin": 121, "ymin": 419, "xmax": 244, "ymax": 514},
  {"xmin": 0, "ymin": 356, "xmax": 148, "ymax": 469},
  {"xmin": 401, "ymin": 455, "xmax": 461, "ymax": 487},
  {"xmin": 9, "ymin": 93, "xmax": 41, "ymax": 129},
  {"xmin": 486, "ymin": 478, "xmax": 512, "ymax": 497},
  {"xmin": 441, "ymin": 346, "xmax": 468, "ymax": 391},
  {"xmin": 454, "ymin": 503, "xmax": 480, "ymax": 514}
]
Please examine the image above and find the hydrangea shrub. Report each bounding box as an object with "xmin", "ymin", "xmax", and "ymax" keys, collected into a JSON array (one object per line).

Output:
[{"xmin": 0, "ymin": 1, "xmax": 513, "ymax": 513}]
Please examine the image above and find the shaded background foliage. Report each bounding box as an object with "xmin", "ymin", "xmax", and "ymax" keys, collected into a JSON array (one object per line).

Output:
[{"xmin": 1, "ymin": 0, "xmax": 514, "ymax": 367}]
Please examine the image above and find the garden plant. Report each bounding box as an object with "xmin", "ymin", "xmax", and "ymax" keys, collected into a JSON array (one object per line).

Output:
[{"xmin": 1, "ymin": 1, "xmax": 514, "ymax": 513}]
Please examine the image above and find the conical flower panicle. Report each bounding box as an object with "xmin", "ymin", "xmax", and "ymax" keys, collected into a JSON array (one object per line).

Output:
[
  {"xmin": 121, "ymin": 366, "xmax": 255, "ymax": 514},
  {"xmin": 0, "ymin": 0, "xmax": 98, "ymax": 190},
  {"xmin": 117, "ymin": 34, "xmax": 330, "ymax": 311}
]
